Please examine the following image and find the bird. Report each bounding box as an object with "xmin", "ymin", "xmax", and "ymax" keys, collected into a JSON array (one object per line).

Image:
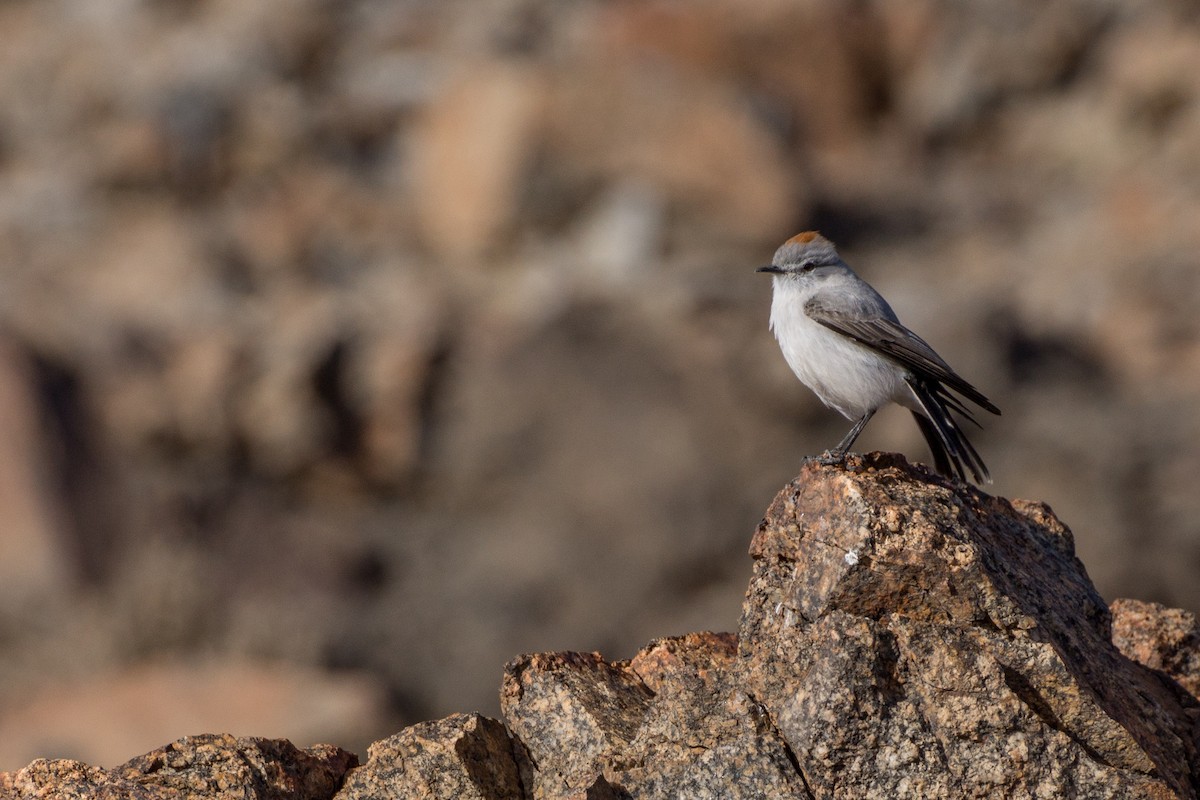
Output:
[{"xmin": 757, "ymin": 231, "xmax": 999, "ymax": 483}]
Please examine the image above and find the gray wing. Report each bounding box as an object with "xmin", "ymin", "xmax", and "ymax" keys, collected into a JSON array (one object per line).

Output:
[{"xmin": 804, "ymin": 295, "xmax": 1000, "ymax": 415}]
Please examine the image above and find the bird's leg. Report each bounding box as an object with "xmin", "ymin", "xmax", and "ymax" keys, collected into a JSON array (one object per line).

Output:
[{"xmin": 819, "ymin": 410, "xmax": 875, "ymax": 464}]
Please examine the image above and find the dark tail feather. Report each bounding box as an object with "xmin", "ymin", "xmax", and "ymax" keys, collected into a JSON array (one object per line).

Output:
[
  {"xmin": 906, "ymin": 378, "xmax": 991, "ymax": 484},
  {"xmin": 911, "ymin": 411, "xmax": 954, "ymax": 478},
  {"xmin": 932, "ymin": 385, "xmax": 981, "ymax": 428}
]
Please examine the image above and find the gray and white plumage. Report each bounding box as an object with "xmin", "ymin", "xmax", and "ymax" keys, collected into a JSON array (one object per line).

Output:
[{"xmin": 757, "ymin": 231, "xmax": 999, "ymax": 483}]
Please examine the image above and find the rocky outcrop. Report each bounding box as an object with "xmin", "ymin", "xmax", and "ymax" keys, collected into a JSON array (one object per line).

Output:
[
  {"xmin": 490, "ymin": 454, "xmax": 1200, "ymax": 798},
  {"xmin": 0, "ymin": 734, "xmax": 357, "ymax": 800},
  {"xmin": 738, "ymin": 454, "xmax": 1200, "ymax": 798},
  {"xmin": 5, "ymin": 455, "xmax": 1199, "ymax": 798}
]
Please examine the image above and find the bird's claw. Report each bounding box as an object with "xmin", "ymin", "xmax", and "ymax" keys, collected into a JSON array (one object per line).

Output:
[{"xmin": 816, "ymin": 449, "xmax": 847, "ymax": 466}]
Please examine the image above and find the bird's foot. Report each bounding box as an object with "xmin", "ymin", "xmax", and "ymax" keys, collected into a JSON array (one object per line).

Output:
[{"xmin": 815, "ymin": 449, "xmax": 848, "ymax": 467}]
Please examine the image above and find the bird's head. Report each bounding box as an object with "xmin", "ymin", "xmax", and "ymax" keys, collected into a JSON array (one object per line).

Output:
[{"xmin": 756, "ymin": 231, "xmax": 842, "ymax": 277}]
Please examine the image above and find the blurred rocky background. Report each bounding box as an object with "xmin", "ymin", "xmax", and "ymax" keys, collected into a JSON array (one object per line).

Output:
[{"xmin": 0, "ymin": 0, "xmax": 1198, "ymax": 772}]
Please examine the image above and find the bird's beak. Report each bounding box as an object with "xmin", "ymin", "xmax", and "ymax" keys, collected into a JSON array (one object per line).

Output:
[{"xmin": 756, "ymin": 265, "xmax": 784, "ymax": 274}]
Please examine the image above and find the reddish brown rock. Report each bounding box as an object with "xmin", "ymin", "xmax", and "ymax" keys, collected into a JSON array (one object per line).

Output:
[
  {"xmin": 1, "ymin": 759, "xmax": 151, "ymax": 800},
  {"xmin": 0, "ymin": 734, "xmax": 357, "ymax": 799},
  {"xmin": 627, "ymin": 631, "xmax": 736, "ymax": 694},
  {"xmin": 1112, "ymin": 598, "xmax": 1200, "ymax": 699}
]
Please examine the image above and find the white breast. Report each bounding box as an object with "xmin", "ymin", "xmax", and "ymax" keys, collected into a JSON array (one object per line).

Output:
[{"xmin": 768, "ymin": 278, "xmax": 908, "ymax": 420}]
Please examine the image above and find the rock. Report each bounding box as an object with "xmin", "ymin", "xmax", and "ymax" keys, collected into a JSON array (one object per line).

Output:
[
  {"xmin": 502, "ymin": 634, "xmax": 808, "ymax": 799},
  {"xmin": 1112, "ymin": 598, "xmax": 1200, "ymax": 699},
  {"xmin": 410, "ymin": 62, "xmax": 546, "ymax": 264},
  {"xmin": 119, "ymin": 735, "xmax": 357, "ymax": 799},
  {"xmin": 334, "ymin": 713, "xmax": 521, "ymax": 800},
  {"xmin": 567, "ymin": 774, "xmax": 629, "ymax": 800},
  {"xmin": 0, "ymin": 759, "xmax": 150, "ymax": 800},
  {"xmin": 5, "ymin": 455, "xmax": 1200, "ymax": 798},
  {"xmin": 740, "ymin": 453, "xmax": 1199, "ymax": 799},
  {"xmin": 501, "ymin": 651, "xmax": 653, "ymax": 798},
  {"xmin": 494, "ymin": 453, "xmax": 1200, "ymax": 799},
  {"xmin": 615, "ymin": 633, "xmax": 809, "ymax": 800},
  {"xmin": 0, "ymin": 734, "xmax": 357, "ymax": 799}
]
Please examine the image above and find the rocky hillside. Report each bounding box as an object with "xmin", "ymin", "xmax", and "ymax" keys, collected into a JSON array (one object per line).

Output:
[{"xmin": 5, "ymin": 456, "xmax": 1199, "ymax": 798}]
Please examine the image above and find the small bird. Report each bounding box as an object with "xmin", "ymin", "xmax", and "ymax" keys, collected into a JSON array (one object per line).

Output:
[{"xmin": 757, "ymin": 232, "xmax": 999, "ymax": 483}]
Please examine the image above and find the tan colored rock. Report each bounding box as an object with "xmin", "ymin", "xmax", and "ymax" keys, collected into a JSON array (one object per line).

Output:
[
  {"xmin": 410, "ymin": 63, "xmax": 546, "ymax": 264},
  {"xmin": 0, "ymin": 734, "xmax": 356, "ymax": 799},
  {"xmin": 1112, "ymin": 598, "xmax": 1200, "ymax": 699},
  {"xmin": 615, "ymin": 636, "xmax": 809, "ymax": 799},
  {"xmin": 0, "ymin": 758, "xmax": 153, "ymax": 800},
  {"xmin": 335, "ymin": 713, "xmax": 520, "ymax": 800},
  {"xmin": 501, "ymin": 651, "xmax": 653, "ymax": 798},
  {"xmin": 502, "ymin": 635, "xmax": 808, "ymax": 799},
  {"xmin": 627, "ymin": 630, "xmax": 736, "ymax": 694}
]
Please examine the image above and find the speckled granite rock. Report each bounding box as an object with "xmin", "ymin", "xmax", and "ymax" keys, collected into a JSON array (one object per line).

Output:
[
  {"xmin": 739, "ymin": 453, "xmax": 1200, "ymax": 799},
  {"xmin": 1112, "ymin": 598, "xmax": 1200, "ymax": 700},
  {"xmin": 502, "ymin": 632, "xmax": 808, "ymax": 799},
  {"xmin": 0, "ymin": 733, "xmax": 357, "ymax": 799},
  {"xmin": 6, "ymin": 455, "xmax": 1199, "ymax": 799},
  {"xmin": 334, "ymin": 713, "xmax": 521, "ymax": 800},
  {"xmin": 502, "ymin": 650, "xmax": 654, "ymax": 798},
  {"xmin": 496, "ymin": 453, "xmax": 1200, "ymax": 799}
]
